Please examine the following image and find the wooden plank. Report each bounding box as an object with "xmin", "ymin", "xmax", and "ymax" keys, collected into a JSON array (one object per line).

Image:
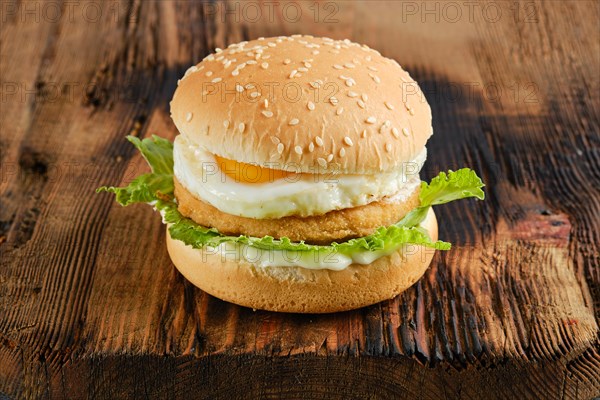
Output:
[{"xmin": 0, "ymin": 1, "xmax": 598, "ymax": 398}]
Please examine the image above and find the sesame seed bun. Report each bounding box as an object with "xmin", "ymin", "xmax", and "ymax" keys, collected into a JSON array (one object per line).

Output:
[
  {"xmin": 170, "ymin": 35, "xmax": 432, "ymax": 174},
  {"xmin": 166, "ymin": 209, "xmax": 438, "ymax": 313}
]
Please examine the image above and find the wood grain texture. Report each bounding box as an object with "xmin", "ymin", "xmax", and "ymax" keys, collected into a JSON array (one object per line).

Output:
[{"xmin": 1, "ymin": 1, "xmax": 599, "ymax": 398}]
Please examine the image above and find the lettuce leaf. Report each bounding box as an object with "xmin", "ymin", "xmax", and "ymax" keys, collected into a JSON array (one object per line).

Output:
[
  {"xmin": 97, "ymin": 136, "xmax": 485, "ymax": 255},
  {"xmin": 97, "ymin": 136, "xmax": 174, "ymax": 205},
  {"xmin": 420, "ymin": 168, "xmax": 485, "ymax": 206}
]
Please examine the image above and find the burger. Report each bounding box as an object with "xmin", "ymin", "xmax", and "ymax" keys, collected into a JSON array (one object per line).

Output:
[{"xmin": 99, "ymin": 35, "xmax": 484, "ymax": 313}]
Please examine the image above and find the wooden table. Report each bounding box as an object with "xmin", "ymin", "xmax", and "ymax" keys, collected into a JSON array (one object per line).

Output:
[{"xmin": 1, "ymin": 1, "xmax": 599, "ymax": 398}]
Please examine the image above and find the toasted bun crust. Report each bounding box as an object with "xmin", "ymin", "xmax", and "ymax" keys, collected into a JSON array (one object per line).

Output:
[
  {"xmin": 170, "ymin": 35, "xmax": 432, "ymax": 174},
  {"xmin": 166, "ymin": 209, "xmax": 438, "ymax": 313},
  {"xmin": 174, "ymin": 177, "xmax": 421, "ymax": 244}
]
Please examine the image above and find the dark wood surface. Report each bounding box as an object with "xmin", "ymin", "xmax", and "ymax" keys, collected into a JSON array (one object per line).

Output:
[{"xmin": 1, "ymin": 1, "xmax": 599, "ymax": 398}]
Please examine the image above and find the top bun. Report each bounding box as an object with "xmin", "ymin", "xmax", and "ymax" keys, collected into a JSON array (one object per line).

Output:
[{"xmin": 170, "ymin": 35, "xmax": 432, "ymax": 174}]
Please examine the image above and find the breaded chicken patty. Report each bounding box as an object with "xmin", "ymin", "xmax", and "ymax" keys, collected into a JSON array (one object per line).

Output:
[{"xmin": 174, "ymin": 178, "xmax": 420, "ymax": 245}]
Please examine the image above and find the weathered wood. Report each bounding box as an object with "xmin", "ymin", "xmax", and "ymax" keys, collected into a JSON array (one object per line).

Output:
[{"xmin": 0, "ymin": 1, "xmax": 599, "ymax": 398}]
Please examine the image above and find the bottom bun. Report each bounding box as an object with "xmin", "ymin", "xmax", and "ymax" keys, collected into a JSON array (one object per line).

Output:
[{"xmin": 166, "ymin": 209, "xmax": 438, "ymax": 313}]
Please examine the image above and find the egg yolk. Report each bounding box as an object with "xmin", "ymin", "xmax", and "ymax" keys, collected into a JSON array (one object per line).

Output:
[{"xmin": 215, "ymin": 155, "xmax": 293, "ymax": 183}]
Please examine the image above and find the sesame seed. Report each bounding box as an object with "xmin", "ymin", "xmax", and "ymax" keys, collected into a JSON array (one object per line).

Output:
[
  {"xmin": 289, "ymin": 70, "xmax": 298, "ymax": 78},
  {"xmin": 283, "ymin": 58, "xmax": 291, "ymax": 65},
  {"xmin": 333, "ymin": 64, "xmax": 343, "ymax": 70},
  {"xmin": 246, "ymin": 60, "xmax": 258, "ymax": 65},
  {"xmin": 357, "ymin": 100, "xmax": 366, "ymax": 109},
  {"xmin": 315, "ymin": 136, "xmax": 324, "ymax": 147},
  {"xmin": 327, "ymin": 154, "xmax": 334, "ymax": 162},
  {"xmin": 373, "ymin": 75, "xmax": 381, "ymax": 83},
  {"xmin": 245, "ymin": 83, "xmax": 254, "ymax": 89},
  {"xmin": 270, "ymin": 136, "xmax": 280, "ymax": 144},
  {"xmin": 366, "ymin": 116, "xmax": 376, "ymax": 124},
  {"xmin": 184, "ymin": 65, "xmax": 198, "ymax": 76},
  {"xmin": 385, "ymin": 143, "xmax": 392, "ymax": 153},
  {"xmin": 339, "ymin": 148, "xmax": 346, "ymax": 157},
  {"xmin": 307, "ymin": 101, "xmax": 316, "ymax": 111},
  {"xmin": 215, "ymin": 47, "xmax": 222, "ymax": 53},
  {"xmin": 391, "ymin": 127, "xmax": 400, "ymax": 138},
  {"xmin": 312, "ymin": 50, "xmax": 319, "ymax": 55},
  {"xmin": 237, "ymin": 63, "xmax": 247, "ymax": 69},
  {"xmin": 329, "ymin": 96, "xmax": 338, "ymax": 106},
  {"xmin": 185, "ymin": 112, "xmax": 193, "ymax": 122},
  {"xmin": 239, "ymin": 122, "xmax": 246, "ymax": 132},
  {"xmin": 205, "ymin": 71, "xmax": 213, "ymax": 77},
  {"xmin": 231, "ymin": 70, "xmax": 239, "ymax": 76},
  {"xmin": 317, "ymin": 158, "xmax": 327, "ymax": 167},
  {"xmin": 211, "ymin": 77, "xmax": 222, "ymax": 83},
  {"xmin": 235, "ymin": 84, "xmax": 244, "ymax": 92},
  {"xmin": 402, "ymin": 127, "xmax": 410, "ymax": 136},
  {"xmin": 409, "ymin": 109, "xmax": 415, "ymax": 116},
  {"xmin": 384, "ymin": 101, "xmax": 394, "ymax": 110},
  {"xmin": 344, "ymin": 62, "xmax": 355, "ymax": 68},
  {"xmin": 345, "ymin": 79, "xmax": 355, "ymax": 87},
  {"xmin": 367, "ymin": 66, "xmax": 378, "ymax": 71},
  {"xmin": 294, "ymin": 146, "xmax": 303, "ymax": 155},
  {"xmin": 304, "ymin": 62, "xmax": 312, "ymax": 68},
  {"xmin": 262, "ymin": 110, "xmax": 273, "ymax": 118},
  {"xmin": 224, "ymin": 60, "xmax": 232, "ymax": 68},
  {"xmin": 264, "ymin": 99, "xmax": 269, "ymax": 108},
  {"xmin": 343, "ymin": 136, "xmax": 354, "ymax": 146},
  {"xmin": 308, "ymin": 142, "xmax": 315, "ymax": 152},
  {"xmin": 298, "ymin": 67, "xmax": 308, "ymax": 72},
  {"xmin": 361, "ymin": 129, "xmax": 367, "ymax": 138},
  {"xmin": 289, "ymin": 118, "xmax": 299, "ymax": 126},
  {"xmin": 277, "ymin": 143, "xmax": 284, "ymax": 154},
  {"xmin": 223, "ymin": 120, "xmax": 230, "ymax": 128},
  {"xmin": 250, "ymin": 92, "xmax": 260, "ymax": 98},
  {"xmin": 260, "ymin": 62, "xmax": 269, "ymax": 69},
  {"xmin": 336, "ymin": 107, "xmax": 344, "ymax": 115},
  {"xmin": 361, "ymin": 93, "xmax": 368, "ymax": 102},
  {"xmin": 347, "ymin": 91, "xmax": 358, "ymax": 98},
  {"xmin": 384, "ymin": 120, "xmax": 391, "ymax": 127}
]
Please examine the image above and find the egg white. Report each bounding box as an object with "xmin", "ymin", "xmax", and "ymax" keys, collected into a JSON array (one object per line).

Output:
[{"xmin": 173, "ymin": 134, "xmax": 426, "ymax": 219}]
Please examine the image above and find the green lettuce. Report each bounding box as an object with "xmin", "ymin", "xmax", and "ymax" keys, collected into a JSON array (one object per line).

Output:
[{"xmin": 98, "ymin": 136, "xmax": 485, "ymax": 255}]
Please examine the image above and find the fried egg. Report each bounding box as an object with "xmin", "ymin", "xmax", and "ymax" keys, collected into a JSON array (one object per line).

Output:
[{"xmin": 173, "ymin": 134, "xmax": 426, "ymax": 219}]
